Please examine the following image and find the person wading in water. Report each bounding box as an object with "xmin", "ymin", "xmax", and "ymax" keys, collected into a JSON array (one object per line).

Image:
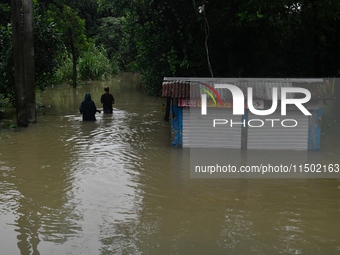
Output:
[
  {"xmin": 79, "ymin": 92, "xmax": 100, "ymax": 121},
  {"xmin": 101, "ymin": 86, "xmax": 115, "ymax": 114}
]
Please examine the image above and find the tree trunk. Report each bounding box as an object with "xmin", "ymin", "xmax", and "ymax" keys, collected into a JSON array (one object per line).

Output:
[
  {"xmin": 23, "ymin": 0, "xmax": 36, "ymax": 123},
  {"xmin": 11, "ymin": 0, "xmax": 28, "ymax": 127}
]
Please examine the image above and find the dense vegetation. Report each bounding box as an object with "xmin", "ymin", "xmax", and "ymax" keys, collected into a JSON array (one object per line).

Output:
[{"xmin": 1, "ymin": 0, "xmax": 340, "ymax": 121}]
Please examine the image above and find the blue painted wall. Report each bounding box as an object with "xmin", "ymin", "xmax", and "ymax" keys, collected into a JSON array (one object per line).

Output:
[
  {"xmin": 308, "ymin": 108, "xmax": 323, "ymax": 151},
  {"xmin": 171, "ymin": 105, "xmax": 183, "ymax": 147}
]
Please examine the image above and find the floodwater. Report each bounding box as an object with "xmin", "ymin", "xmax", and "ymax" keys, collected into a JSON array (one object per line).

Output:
[{"xmin": 0, "ymin": 73, "xmax": 340, "ymax": 255}]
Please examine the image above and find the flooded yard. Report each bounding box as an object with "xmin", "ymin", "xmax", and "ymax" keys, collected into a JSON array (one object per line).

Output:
[{"xmin": 0, "ymin": 74, "xmax": 340, "ymax": 254}]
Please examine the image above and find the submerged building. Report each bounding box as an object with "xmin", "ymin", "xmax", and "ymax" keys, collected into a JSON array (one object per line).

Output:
[{"xmin": 162, "ymin": 77, "xmax": 334, "ymax": 150}]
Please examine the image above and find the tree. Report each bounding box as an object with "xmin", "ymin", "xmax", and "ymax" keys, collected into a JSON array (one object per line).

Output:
[
  {"xmin": 11, "ymin": 0, "xmax": 26, "ymax": 126},
  {"xmin": 48, "ymin": 4, "xmax": 88, "ymax": 88},
  {"xmin": 23, "ymin": 0, "xmax": 36, "ymax": 123},
  {"xmin": 11, "ymin": 0, "xmax": 36, "ymax": 126}
]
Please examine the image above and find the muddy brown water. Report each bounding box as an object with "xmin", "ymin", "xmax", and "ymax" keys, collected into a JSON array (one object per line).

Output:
[{"xmin": 0, "ymin": 73, "xmax": 340, "ymax": 255}]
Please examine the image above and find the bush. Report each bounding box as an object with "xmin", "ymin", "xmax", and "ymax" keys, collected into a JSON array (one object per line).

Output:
[
  {"xmin": 0, "ymin": 93, "xmax": 9, "ymax": 120},
  {"xmin": 54, "ymin": 53, "xmax": 74, "ymax": 83},
  {"xmin": 56, "ymin": 45, "xmax": 119, "ymax": 83},
  {"xmin": 78, "ymin": 45, "xmax": 118, "ymax": 80}
]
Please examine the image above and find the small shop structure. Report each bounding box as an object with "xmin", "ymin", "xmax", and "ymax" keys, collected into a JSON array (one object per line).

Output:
[{"xmin": 162, "ymin": 77, "xmax": 334, "ymax": 150}]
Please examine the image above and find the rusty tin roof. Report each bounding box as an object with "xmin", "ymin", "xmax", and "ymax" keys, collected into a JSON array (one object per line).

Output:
[{"xmin": 161, "ymin": 78, "xmax": 334, "ymax": 100}]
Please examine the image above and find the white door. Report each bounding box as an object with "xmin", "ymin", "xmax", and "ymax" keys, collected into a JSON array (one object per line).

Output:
[{"xmin": 182, "ymin": 107, "xmax": 242, "ymax": 148}]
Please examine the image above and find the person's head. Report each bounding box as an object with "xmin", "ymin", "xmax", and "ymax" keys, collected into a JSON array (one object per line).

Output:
[
  {"xmin": 84, "ymin": 92, "xmax": 92, "ymax": 101},
  {"xmin": 104, "ymin": 86, "xmax": 109, "ymax": 93}
]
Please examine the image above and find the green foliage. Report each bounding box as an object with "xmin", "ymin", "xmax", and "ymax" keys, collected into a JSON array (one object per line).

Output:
[
  {"xmin": 0, "ymin": 1, "xmax": 11, "ymax": 26},
  {"xmin": 95, "ymin": 0, "xmax": 340, "ymax": 95},
  {"xmin": 0, "ymin": 93, "xmax": 9, "ymax": 119},
  {"xmin": 118, "ymin": 0, "xmax": 205, "ymax": 95},
  {"xmin": 54, "ymin": 54, "xmax": 74, "ymax": 83},
  {"xmin": 0, "ymin": 1, "xmax": 13, "ymax": 100},
  {"xmin": 94, "ymin": 15, "xmax": 137, "ymax": 72},
  {"xmin": 78, "ymin": 44, "xmax": 118, "ymax": 80},
  {"xmin": 200, "ymin": 0, "xmax": 340, "ymax": 77},
  {"xmin": 95, "ymin": 17, "xmax": 123, "ymax": 61},
  {"xmin": 68, "ymin": 0, "xmax": 99, "ymax": 38},
  {"xmin": 56, "ymin": 44, "xmax": 118, "ymax": 82},
  {"xmin": 34, "ymin": 5, "xmax": 64, "ymax": 88},
  {"xmin": 1, "ymin": 1, "xmax": 65, "ymax": 101},
  {"xmin": 48, "ymin": 4, "xmax": 88, "ymax": 56},
  {"xmin": 0, "ymin": 23, "xmax": 14, "ymax": 99},
  {"xmin": 2, "ymin": 0, "xmax": 340, "ymax": 103},
  {"xmin": 46, "ymin": 3, "xmax": 90, "ymax": 87}
]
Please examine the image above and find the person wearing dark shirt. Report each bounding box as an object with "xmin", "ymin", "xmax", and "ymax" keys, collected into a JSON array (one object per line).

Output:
[
  {"xmin": 79, "ymin": 92, "xmax": 100, "ymax": 121},
  {"xmin": 101, "ymin": 86, "xmax": 115, "ymax": 114}
]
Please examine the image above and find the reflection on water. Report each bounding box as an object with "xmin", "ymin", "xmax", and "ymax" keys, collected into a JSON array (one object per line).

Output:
[{"xmin": 0, "ymin": 73, "xmax": 340, "ymax": 254}]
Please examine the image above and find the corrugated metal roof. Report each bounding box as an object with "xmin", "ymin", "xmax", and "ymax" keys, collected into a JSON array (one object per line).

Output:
[
  {"xmin": 161, "ymin": 81, "xmax": 190, "ymax": 98},
  {"xmin": 161, "ymin": 78, "xmax": 334, "ymax": 100}
]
